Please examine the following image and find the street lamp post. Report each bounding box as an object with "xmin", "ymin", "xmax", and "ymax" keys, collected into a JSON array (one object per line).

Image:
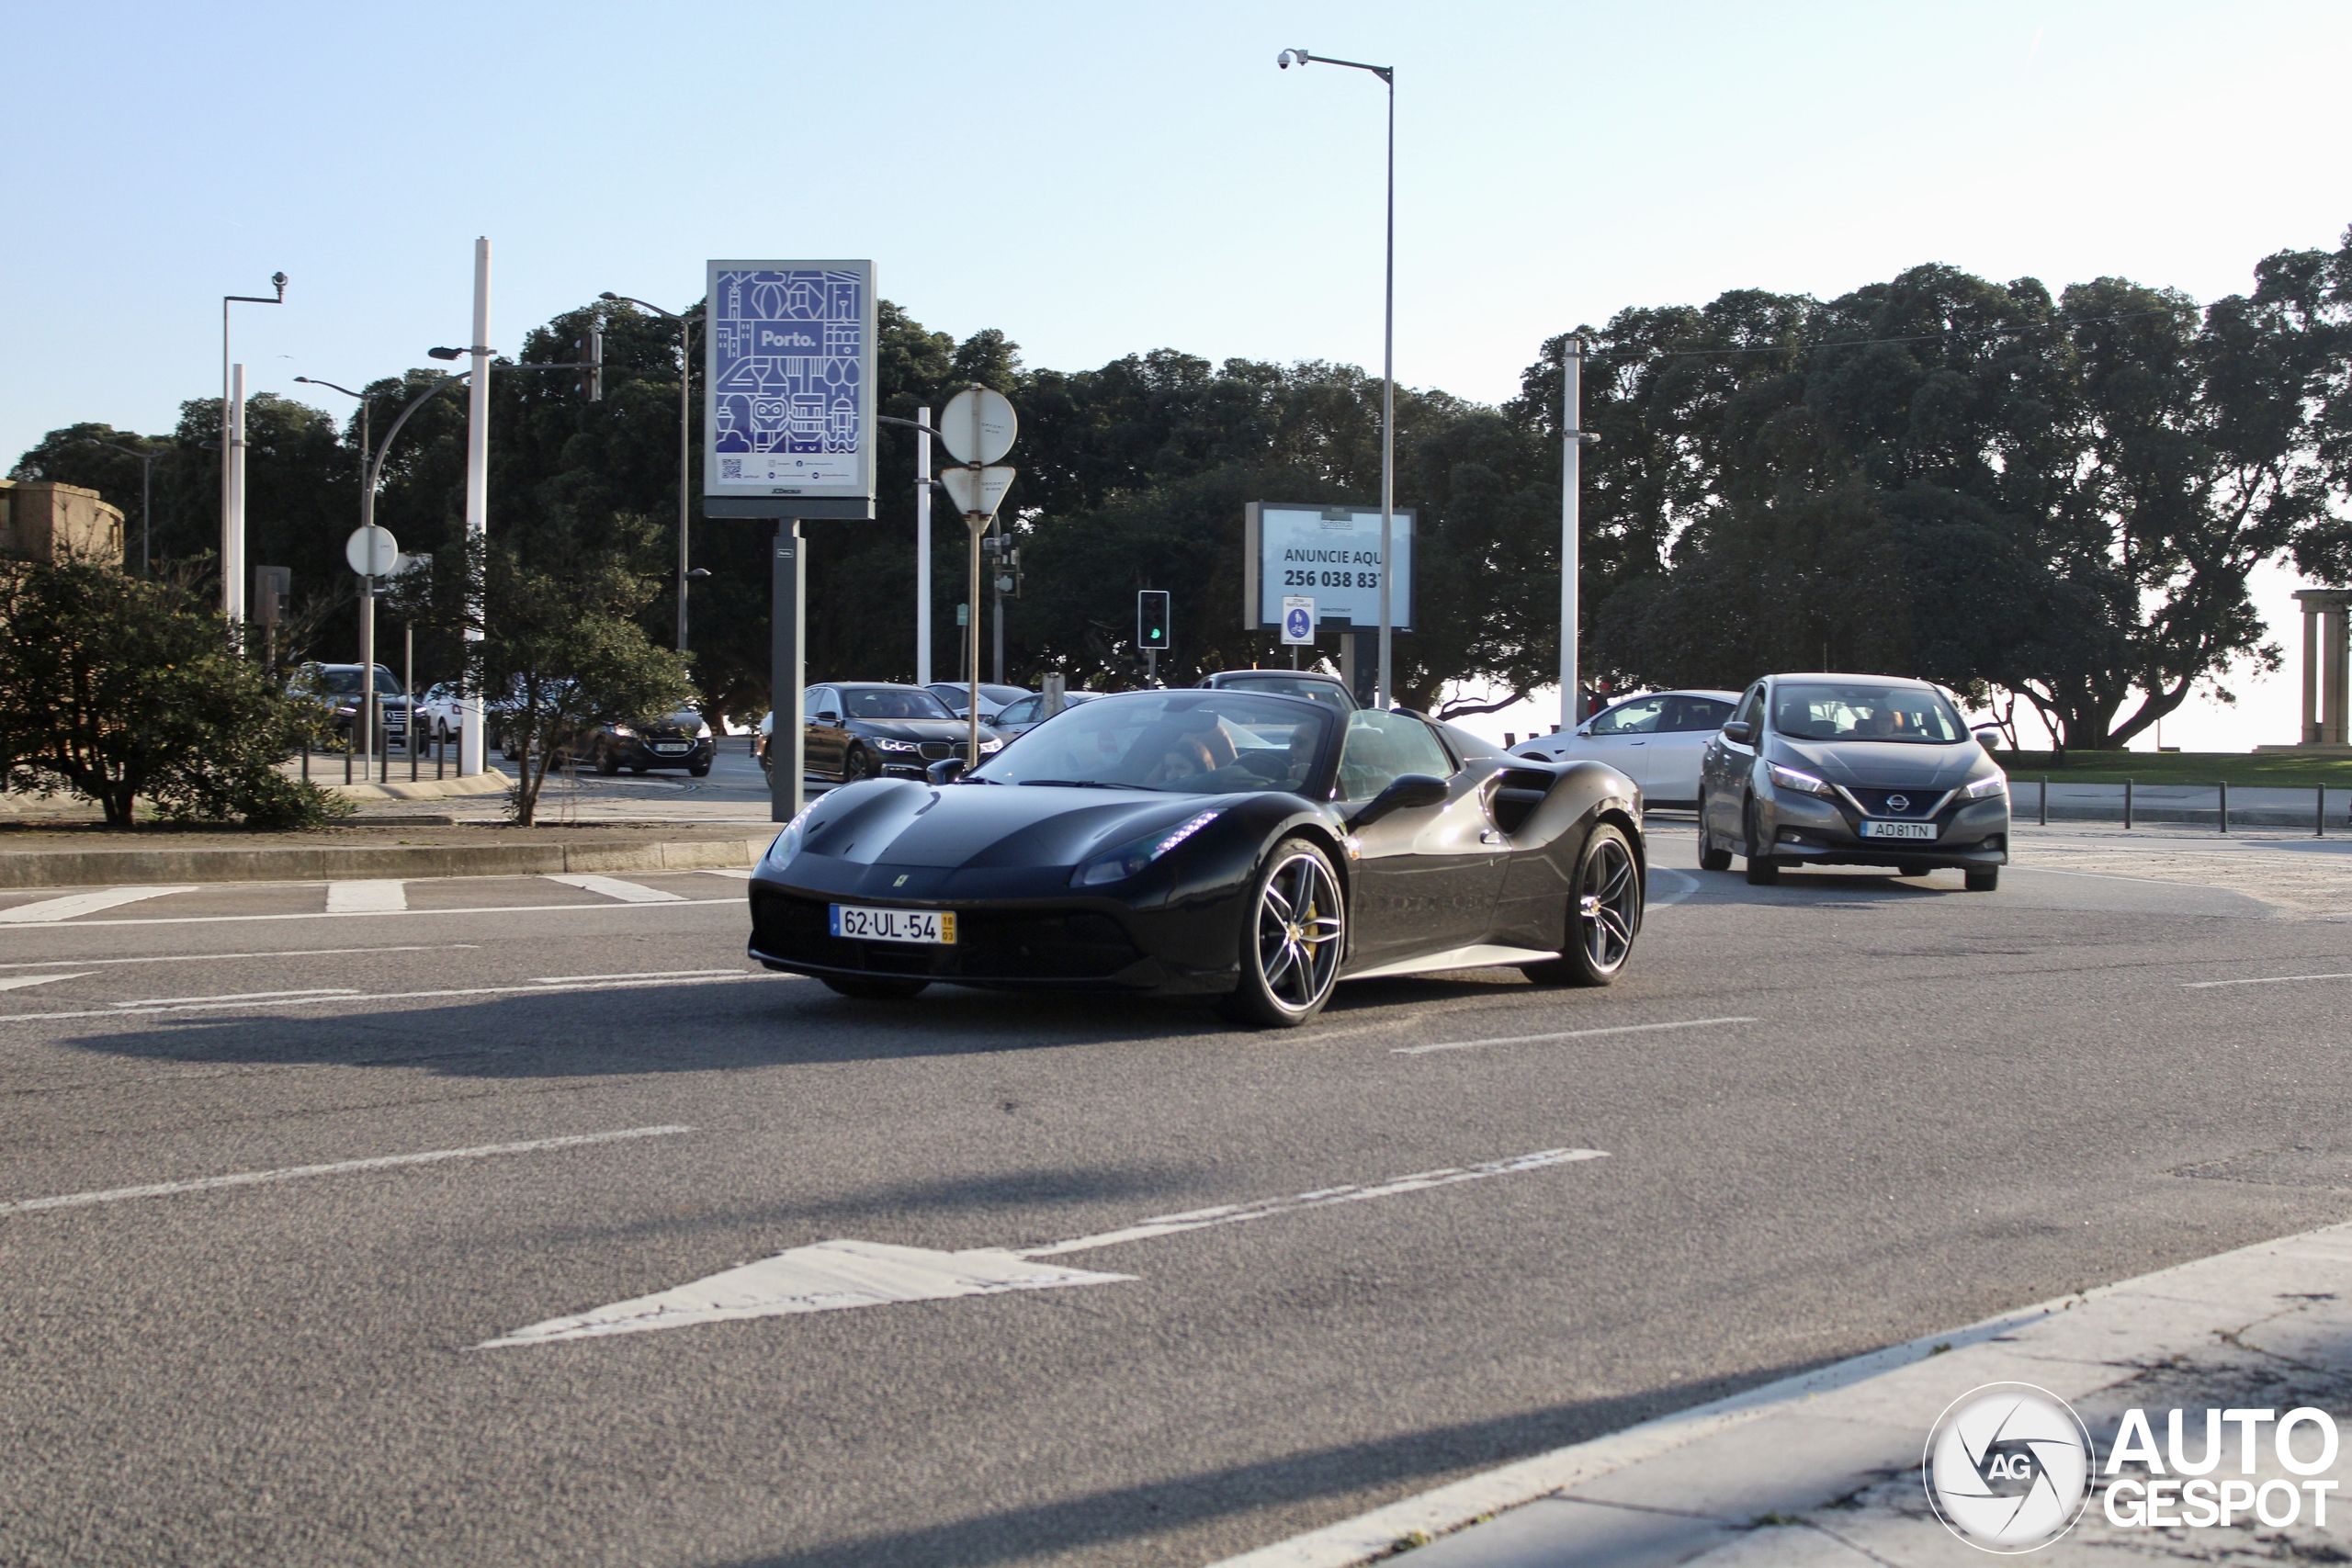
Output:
[
  {"xmin": 1278, "ymin": 47, "xmax": 1396, "ymax": 708},
  {"xmin": 297, "ymin": 375, "xmax": 392, "ymax": 776},
  {"xmin": 220, "ymin": 273, "xmax": 288, "ymax": 630},
  {"xmin": 599, "ymin": 293, "xmax": 700, "ymax": 652},
  {"xmin": 79, "ymin": 439, "xmax": 164, "ymax": 576}
]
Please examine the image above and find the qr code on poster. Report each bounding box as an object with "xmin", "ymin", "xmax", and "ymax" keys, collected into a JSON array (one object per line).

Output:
[{"xmin": 720, "ymin": 459, "xmax": 742, "ymax": 479}]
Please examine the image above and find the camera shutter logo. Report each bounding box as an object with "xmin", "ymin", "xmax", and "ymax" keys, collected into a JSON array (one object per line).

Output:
[{"xmin": 1924, "ymin": 1383, "xmax": 2095, "ymax": 1552}]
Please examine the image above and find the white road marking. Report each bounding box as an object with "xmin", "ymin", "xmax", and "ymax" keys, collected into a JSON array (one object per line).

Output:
[
  {"xmin": 480, "ymin": 1243, "xmax": 1133, "ymax": 1348},
  {"xmin": 1394, "ymin": 1017, "xmax": 1759, "ymax": 1055},
  {"xmin": 0, "ymin": 971, "xmax": 788, "ymax": 1025},
  {"xmin": 325, "ymin": 880, "xmax": 407, "ymax": 913},
  {"xmin": 0, "ymin": 943, "xmax": 479, "ymax": 971},
  {"xmin": 0, "ymin": 886, "xmax": 198, "ymax": 923},
  {"xmin": 531, "ymin": 969, "xmax": 747, "ymax": 985},
  {"xmin": 1647, "ymin": 867, "xmax": 1702, "ymax": 906},
  {"xmin": 112, "ymin": 987, "xmax": 358, "ymax": 1009},
  {"xmin": 1021, "ymin": 1147, "xmax": 1608, "ymax": 1258},
  {"xmin": 0, "ymin": 1125, "xmax": 693, "ymax": 1218},
  {"xmin": 10, "ymin": 897, "xmax": 740, "ymax": 930},
  {"xmin": 702, "ymin": 868, "xmax": 754, "ymax": 881},
  {"xmin": 545, "ymin": 874, "xmax": 684, "ymax": 904},
  {"xmin": 0, "ymin": 972, "xmax": 88, "ymax": 991},
  {"xmin": 483, "ymin": 1145, "xmax": 1605, "ymax": 1348},
  {"xmin": 2182, "ymin": 971, "xmax": 2352, "ymax": 989}
]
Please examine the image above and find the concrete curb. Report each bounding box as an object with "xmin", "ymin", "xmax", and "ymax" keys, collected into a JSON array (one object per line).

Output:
[
  {"xmin": 311, "ymin": 768, "xmax": 514, "ymax": 802},
  {"xmin": 0, "ymin": 832, "xmax": 775, "ymax": 890},
  {"xmin": 1211, "ymin": 1218, "xmax": 2352, "ymax": 1568}
]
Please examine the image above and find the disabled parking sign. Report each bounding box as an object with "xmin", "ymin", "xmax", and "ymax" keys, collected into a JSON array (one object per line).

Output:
[{"xmin": 1282, "ymin": 595, "xmax": 1316, "ymax": 646}]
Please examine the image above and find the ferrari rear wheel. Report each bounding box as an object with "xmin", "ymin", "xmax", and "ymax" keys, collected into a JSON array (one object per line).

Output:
[
  {"xmin": 820, "ymin": 976, "xmax": 930, "ymax": 1000},
  {"xmin": 1219, "ymin": 837, "xmax": 1345, "ymax": 1028},
  {"xmin": 1523, "ymin": 822, "xmax": 1642, "ymax": 987}
]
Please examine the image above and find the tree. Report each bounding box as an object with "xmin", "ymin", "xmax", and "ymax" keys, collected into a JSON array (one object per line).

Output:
[{"xmin": 0, "ymin": 557, "xmax": 345, "ymax": 827}]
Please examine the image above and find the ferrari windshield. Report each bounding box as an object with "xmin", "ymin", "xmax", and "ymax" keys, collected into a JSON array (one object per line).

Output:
[
  {"xmin": 1772, "ymin": 682, "xmax": 1967, "ymax": 744},
  {"xmin": 973, "ymin": 691, "xmax": 1333, "ymax": 794}
]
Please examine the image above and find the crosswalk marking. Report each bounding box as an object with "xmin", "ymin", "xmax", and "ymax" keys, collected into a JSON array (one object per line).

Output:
[
  {"xmin": 702, "ymin": 868, "xmax": 754, "ymax": 881},
  {"xmin": 0, "ymin": 886, "xmax": 198, "ymax": 924},
  {"xmin": 325, "ymin": 881, "xmax": 408, "ymax": 913},
  {"xmin": 0, "ymin": 972, "xmax": 88, "ymax": 992},
  {"xmin": 543, "ymin": 874, "xmax": 684, "ymax": 904}
]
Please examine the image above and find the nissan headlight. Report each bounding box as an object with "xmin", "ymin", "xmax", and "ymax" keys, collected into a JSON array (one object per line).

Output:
[
  {"xmin": 1767, "ymin": 761, "xmax": 1835, "ymax": 798},
  {"xmin": 1073, "ymin": 809, "xmax": 1223, "ymax": 887},
  {"xmin": 1965, "ymin": 774, "xmax": 2008, "ymax": 800}
]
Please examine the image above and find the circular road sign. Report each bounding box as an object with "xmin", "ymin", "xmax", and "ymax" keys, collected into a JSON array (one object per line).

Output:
[
  {"xmin": 938, "ymin": 387, "xmax": 1017, "ymax": 466},
  {"xmin": 345, "ymin": 525, "xmax": 401, "ymax": 577}
]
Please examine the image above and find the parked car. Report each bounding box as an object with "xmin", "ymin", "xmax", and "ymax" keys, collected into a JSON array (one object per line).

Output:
[
  {"xmin": 411, "ymin": 682, "xmax": 468, "ymax": 746},
  {"xmin": 1196, "ymin": 670, "xmax": 1358, "ymax": 712},
  {"xmin": 746, "ymin": 689, "xmax": 1647, "ymax": 1022},
  {"xmin": 924, "ymin": 682, "xmax": 1032, "ymax": 721},
  {"xmin": 987, "ymin": 689, "xmax": 1103, "ymax": 739},
  {"xmin": 1510, "ymin": 689, "xmax": 1739, "ymax": 809},
  {"xmin": 580, "ymin": 710, "xmax": 716, "ymax": 776},
  {"xmin": 289, "ymin": 662, "xmax": 413, "ymax": 748},
  {"xmin": 760, "ymin": 684, "xmax": 1006, "ymax": 781},
  {"xmin": 1697, "ymin": 673, "xmax": 2008, "ymax": 889}
]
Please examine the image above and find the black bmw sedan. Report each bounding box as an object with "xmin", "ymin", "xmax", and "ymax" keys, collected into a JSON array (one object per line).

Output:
[
  {"xmin": 748, "ymin": 689, "xmax": 1647, "ymax": 1027},
  {"xmin": 1697, "ymin": 674, "xmax": 2008, "ymax": 889}
]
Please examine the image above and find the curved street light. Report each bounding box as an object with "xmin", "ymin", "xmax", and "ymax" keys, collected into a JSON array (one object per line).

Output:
[
  {"xmin": 601, "ymin": 292, "xmax": 703, "ymax": 654},
  {"xmin": 77, "ymin": 437, "xmax": 165, "ymax": 577},
  {"xmin": 1278, "ymin": 47, "xmax": 1397, "ymax": 708}
]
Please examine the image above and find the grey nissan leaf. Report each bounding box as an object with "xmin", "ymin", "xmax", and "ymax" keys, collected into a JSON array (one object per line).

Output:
[{"xmin": 1696, "ymin": 674, "xmax": 2009, "ymax": 890}]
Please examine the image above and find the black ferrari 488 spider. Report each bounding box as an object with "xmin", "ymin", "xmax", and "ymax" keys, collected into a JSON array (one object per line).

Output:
[{"xmin": 747, "ymin": 689, "xmax": 1645, "ymax": 1026}]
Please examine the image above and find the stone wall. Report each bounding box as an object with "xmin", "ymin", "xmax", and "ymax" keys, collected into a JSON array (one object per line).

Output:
[{"xmin": 0, "ymin": 479, "xmax": 126, "ymax": 565}]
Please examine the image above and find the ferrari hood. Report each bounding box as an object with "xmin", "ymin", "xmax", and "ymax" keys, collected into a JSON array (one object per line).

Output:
[
  {"xmin": 797, "ymin": 781, "xmax": 1222, "ymax": 870},
  {"xmin": 1770, "ymin": 738, "xmax": 1987, "ymax": 789}
]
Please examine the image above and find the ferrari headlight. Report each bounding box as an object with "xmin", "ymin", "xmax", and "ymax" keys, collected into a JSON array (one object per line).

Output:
[
  {"xmin": 871, "ymin": 737, "xmax": 921, "ymax": 752},
  {"xmin": 1073, "ymin": 809, "xmax": 1224, "ymax": 887},
  {"xmin": 1965, "ymin": 774, "xmax": 2008, "ymax": 800},
  {"xmin": 764, "ymin": 804, "xmax": 818, "ymax": 868},
  {"xmin": 1767, "ymin": 761, "xmax": 1835, "ymax": 798}
]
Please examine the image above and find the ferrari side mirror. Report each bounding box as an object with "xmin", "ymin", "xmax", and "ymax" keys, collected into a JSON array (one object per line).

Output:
[
  {"xmin": 927, "ymin": 756, "xmax": 966, "ymax": 785},
  {"xmin": 1350, "ymin": 773, "xmax": 1448, "ymax": 828}
]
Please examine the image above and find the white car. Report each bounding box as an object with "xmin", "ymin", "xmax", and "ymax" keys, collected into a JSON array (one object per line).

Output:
[
  {"xmin": 924, "ymin": 682, "xmax": 1031, "ymax": 721},
  {"xmin": 1509, "ymin": 689, "xmax": 1740, "ymax": 807},
  {"xmin": 411, "ymin": 682, "xmax": 469, "ymax": 745}
]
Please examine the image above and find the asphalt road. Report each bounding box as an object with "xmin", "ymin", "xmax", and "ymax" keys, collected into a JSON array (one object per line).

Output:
[{"xmin": 3, "ymin": 829, "xmax": 2351, "ymax": 1566}]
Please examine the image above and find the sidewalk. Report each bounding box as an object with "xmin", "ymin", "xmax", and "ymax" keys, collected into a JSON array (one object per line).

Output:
[{"xmin": 1218, "ymin": 1223, "xmax": 2352, "ymax": 1567}]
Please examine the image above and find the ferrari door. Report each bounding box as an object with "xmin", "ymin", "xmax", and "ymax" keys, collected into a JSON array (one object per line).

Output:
[{"xmin": 1336, "ymin": 711, "xmax": 1509, "ymax": 969}]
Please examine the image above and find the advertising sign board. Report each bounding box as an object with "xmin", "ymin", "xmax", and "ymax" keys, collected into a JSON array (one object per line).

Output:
[
  {"xmin": 705, "ymin": 261, "xmax": 876, "ymax": 513},
  {"xmin": 1243, "ymin": 502, "xmax": 1414, "ymax": 630}
]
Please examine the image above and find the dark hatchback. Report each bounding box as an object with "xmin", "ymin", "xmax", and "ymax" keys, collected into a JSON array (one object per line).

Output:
[{"xmin": 583, "ymin": 710, "xmax": 716, "ymax": 776}]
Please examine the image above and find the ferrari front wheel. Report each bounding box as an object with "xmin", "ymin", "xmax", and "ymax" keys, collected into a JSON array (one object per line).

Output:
[{"xmin": 1219, "ymin": 837, "xmax": 1345, "ymax": 1028}]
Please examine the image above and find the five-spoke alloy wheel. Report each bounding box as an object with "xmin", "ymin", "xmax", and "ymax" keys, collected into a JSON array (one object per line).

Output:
[
  {"xmin": 1525, "ymin": 822, "xmax": 1643, "ymax": 987},
  {"xmin": 1221, "ymin": 837, "xmax": 1346, "ymax": 1027}
]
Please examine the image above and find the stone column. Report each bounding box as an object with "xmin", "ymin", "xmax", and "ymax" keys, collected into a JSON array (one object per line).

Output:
[
  {"xmin": 2330, "ymin": 605, "xmax": 2351, "ymax": 748},
  {"xmin": 2304, "ymin": 600, "xmax": 2323, "ymax": 745}
]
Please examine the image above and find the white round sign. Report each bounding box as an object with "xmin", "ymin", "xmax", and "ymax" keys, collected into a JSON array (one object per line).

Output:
[
  {"xmin": 345, "ymin": 525, "xmax": 401, "ymax": 577},
  {"xmin": 937, "ymin": 387, "xmax": 1017, "ymax": 466}
]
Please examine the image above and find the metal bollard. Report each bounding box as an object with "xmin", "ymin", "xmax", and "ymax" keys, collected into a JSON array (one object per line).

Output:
[
  {"xmin": 437, "ymin": 728, "xmax": 447, "ymax": 781},
  {"xmin": 2123, "ymin": 777, "xmax": 2133, "ymax": 830},
  {"xmin": 410, "ymin": 713, "xmax": 419, "ymax": 783},
  {"xmin": 302, "ymin": 736, "xmax": 311, "ymax": 783},
  {"xmin": 2039, "ymin": 776, "xmax": 2047, "ymax": 827},
  {"xmin": 345, "ymin": 739, "xmax": 353, "ymax": 785},
  {"xmin": 2321, "ymin": 785, "xmax": 2329, "ymax": 838},
  {"xmin": 2218, "ymin": 780, "xmax": 2228, "ymax": 835}
]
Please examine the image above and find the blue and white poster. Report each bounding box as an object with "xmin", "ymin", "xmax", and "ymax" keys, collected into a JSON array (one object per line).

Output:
[
  {"xmin": 704, "ymin": 259, "xmax": 876, "ymax": 502},
  {"xmin": 1249, "ymin": 503, "xmax": 1414, "ymax": 630}
]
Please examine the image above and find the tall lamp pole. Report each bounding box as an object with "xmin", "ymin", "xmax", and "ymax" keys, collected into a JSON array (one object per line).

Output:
[
  {"xmin": 220, "ymin": 273, "xmax": 287, "ymax": 629},
  {"xmin": 1278, "ymin": 47, "xmax": 1395, "ymax": 708},
  {"xmin": 599, "ymin": 292, "xmax": 701, "ymax": 651},
  {"xmin": 80, "ymin": 439, "xmax": 164, "ymax": 576}
]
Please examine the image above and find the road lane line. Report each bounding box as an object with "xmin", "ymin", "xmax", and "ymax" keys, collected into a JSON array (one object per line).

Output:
[
  {"xmin": 0, "ymin": 943, "xmax": 480, "ymax": 971},
  {"xmin": 531, "ymin": 969, "xmax": 747, "ymax": 985},
  {"xmin": 1019, "ymin": 1147, "xmax": 1610, "ymax": 1258},
  {"xmin": 2182, "ymin": 971, "xmax": 2352, "ymax": 989},
  {"xmin": 702, "ymin": 869, "xmax": 754, "ymax": 881},
  {"xmin": 0, "ymin": 973, "xmax": 88, "ymax": 991},
  {"xmin": 0, "ymin": 886, "xmax": 198, "ymax": 923},
  {"xmin": 111, "ymin": 987, "xmax": 358, "ymax": 1008},
  {"xmin": 545, "ymin": 874, "xmax": 684, "ymax": 904},
  {"xmin": 325, "ymin": 881, "xmax": 407, "ymax": 913},
  {"xmin": 1394, "ymin": 1017, "xmax": 1759, "ymax": 1055},
  {"xmin": 4, "ymin": 897, "xmax": 741, "ymax": 929},
  {"xmin": 0, "ymin": 1125, "xmax": 695, "ymax": 1217},
  {"xmin": 1647, "ymin": 867, "xmax": 1702, "ymax": 906},
  {"xmin": 0, "ymin": 971, "xmax": 789, "ymax": 1025},
  {"xmin": 483, "ymin": 1145, "xmax": 1605, "ymax": 1348}
]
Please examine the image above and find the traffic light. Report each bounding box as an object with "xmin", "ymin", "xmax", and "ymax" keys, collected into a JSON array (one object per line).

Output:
[
  {"xmin": 1137, "ymin": 590, "xmax": 1170, "ymax": 651},
  {"xmin": 575, "ymin": 326, "xmax": 604, "ymax": 401}
]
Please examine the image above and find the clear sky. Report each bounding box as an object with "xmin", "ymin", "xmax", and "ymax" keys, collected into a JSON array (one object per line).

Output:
[{"xmin": 8, "ymin": 0, "xmax": 2346, "ymax": 748}]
